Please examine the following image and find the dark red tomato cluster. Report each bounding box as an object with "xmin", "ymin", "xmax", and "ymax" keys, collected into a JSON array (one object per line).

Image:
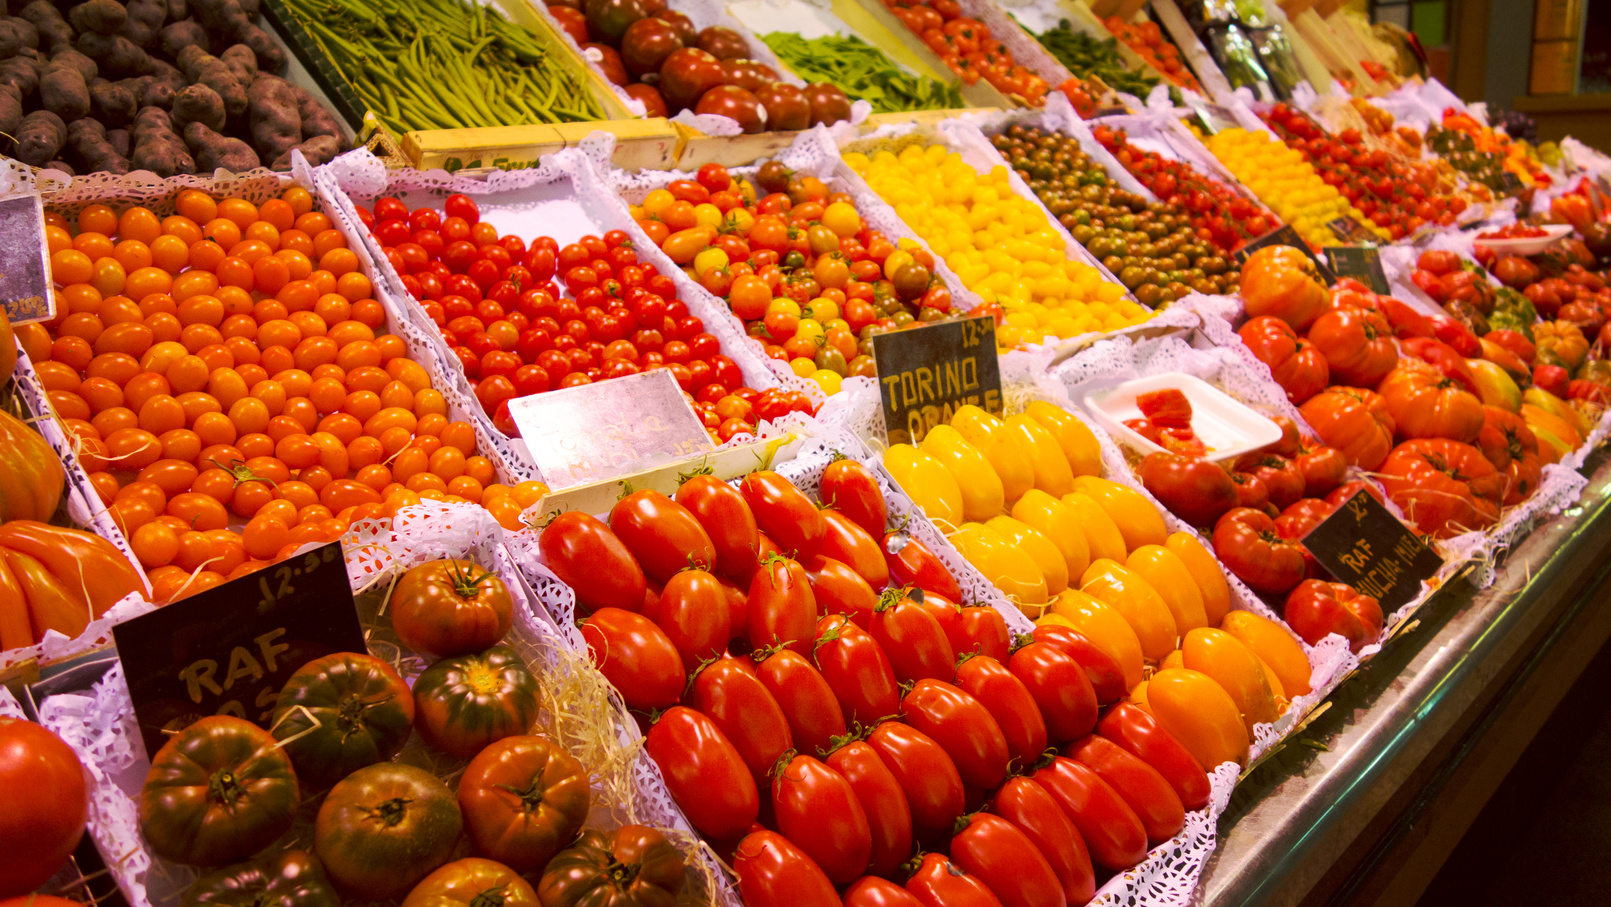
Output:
[
  {"xmin": 538, "ymin": 457, "xmax": 1211, "ymax": 906},
  {"xmin": 354, "ymin": 193, "xmax": 814, "ymax": 444},
  {"xmin": 1261, "ymin": 104, "xmax": 1467, "ymax": 239},
  {"xmin": 1092, "ymin": 124, "xmax": 1274, "ymax": 254},
  {"xmin": 544, "ymin": 0, "xmax": 850, "ymax": 133}
]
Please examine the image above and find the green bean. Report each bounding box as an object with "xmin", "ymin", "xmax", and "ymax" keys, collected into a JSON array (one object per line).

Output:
[
  {"xmin": 761, "ymin": 31, "xmax": 963, "ymax": 114},
  {"xmin": 1029, "ymin": 19, "xmax": 1159, "ymax": 97}
]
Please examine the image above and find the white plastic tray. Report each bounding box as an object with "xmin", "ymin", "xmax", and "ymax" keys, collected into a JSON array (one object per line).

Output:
[
  {"xmin": 1083, "ymin": 371, "xmax": 1283, "ymax": 463},
  {"xmin": 1473, "ymin": 223, "xmax": 1573, "ymax": 256}
]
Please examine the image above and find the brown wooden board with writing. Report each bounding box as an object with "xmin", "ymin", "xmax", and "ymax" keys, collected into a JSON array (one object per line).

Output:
[
  {"xmin": 113, "ymin": 542, "xmax": 364, "ymax": 758},
  {"xmin": 871, "ymin": 315, "xmax": 1003, "ymax": 445},
  {"xmin": 1301, "ymin": 491, "xmax": 1443, "ymax": 612},
  {"xmin": 1325, "ymin": 246, "xmax": 1391, "ymax": 294},
  {"xmin": 1234, "ymin": 224, "xmax": 1337, "ymax": 285}
]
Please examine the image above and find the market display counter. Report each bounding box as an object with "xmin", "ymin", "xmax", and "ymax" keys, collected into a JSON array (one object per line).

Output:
[{"xmin": 1201, "ymin": 449, "xmax": 1611, "ymax": 907}]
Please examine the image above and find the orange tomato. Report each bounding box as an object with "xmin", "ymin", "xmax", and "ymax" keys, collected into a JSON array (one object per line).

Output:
[
  {"xmin": 1148, "ymin": 668, "xmax": 1250, "ymax": 768},
  {"xmin": 1080, "ymin": 559, "xmax": 1177, "ymax": 661},
  {"xmin": 1164, "ymin": 532, "xmax": 1231, "ymax": 627},
  {"xmin": 1220, "ymin": 611, "xmax": 1313, "ymax": 697},
  {"xmin": 1044, "ymin": 590, "xmax": 1145, "ymax": 690},
  {"xmin": 1181, "ymin": 628, "xmax": 1279, "ymax": 733}
]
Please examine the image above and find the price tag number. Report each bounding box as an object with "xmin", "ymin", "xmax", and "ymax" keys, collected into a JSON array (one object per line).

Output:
[{"xmin": 258, "ymin": 545, "xmax": 341, "ymax": 609}]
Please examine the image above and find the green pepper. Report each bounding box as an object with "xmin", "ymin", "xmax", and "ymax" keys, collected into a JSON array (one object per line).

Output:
[{"xmin": 183, "ymin": 851, "xmax": 340, "ymax": 907}]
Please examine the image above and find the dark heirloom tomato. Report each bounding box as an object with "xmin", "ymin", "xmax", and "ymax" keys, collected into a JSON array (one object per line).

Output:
[
  {"xmin": 771, "ymin": 754, "xmax": 872, "ymax": 884},
  {"xmin": 1096, "ymin": 703, "xmax": 1210, "ymax": 812},
  {"xmin": 140, "ymin": 716, "xmax": 301, "ymax": 866},
  {"xmin": 619, "ymin": 16, "xmax": 684, "ymax": 77},
  {"xmin": 865, "ymin": 721, "xmax": 965, "ymax": 844},
  {"xmin": 810, "ymin": 614, "xmax": 899, "ymax": 727},
  {"xmin": 1009, "ymin": 640, "xmax": 1097, "ymax": 742},
  {"xmin": 748, "ymin": 554, "xmax": 817, "ymax": 654},
  {"xmin": 642, "ymin": 569, "xmax": 729, "ymax": 670},
  {"xmin": 821, "ymin": 456, "xmax": 887, "ymax": 538},
  {"xmin": 688, "ymin": 655, "xmax": 793, "ymax": 784},
  {"xmin": 1031, "ymin": 623, "xmax": 1126, "ymax": 705},
  {"xmin": 954, "ymin": 606, "xmax": 1011, "ymax": 662},
  {"xmin": 581, "ymin": 0, "xmax": 656, "ymax": 42},
  {"xmin": 950, "ymin": 813, "xmax": 1065, "ymax": 907},
  {"xmin": 696, "ymin": 86, "xmax": 766, "ymax": 135},
  {"xmin": 722, "ymin": 59, "xmax": 780, "ymax": 91},
  {"xmin": 901, "ymin": 679, "xmax": 1010, "ymax": 790},
  {"xmin": 1139, "ymin": 452, "xmax": 1236, "ymax": 527},
  {"xmin": 645, "ymin": 707, "xmax": 759, "ymax": 840},
  {"xmin": 1211, "ymin": 507, "xmax": 1306, "ymax": 595},
  {"xmin": 183, "ymin": 851, "xmax": 338, "ymax": 907},
  {"xmin": 953, "ymin": 654, "xmax": 1046, "ymax": 769},
  {"xmin": 609, "ymin": 489, "xmax": 716, "ymax": 582},
  {"xmin": 695, "ymin": 25, "xmax": 749, "ymax": 59},
  {"xmin": 674, "ymin": 471, "xmax": 759, "ymax": 581},
  {"xmin": 804, "ymin": 82, "xmax": 851, "ymax": 125},
  {"xmin": 457, "ymin": 736, "xmax": 589, "ymax": 873},
  {"xmin": 389, "ymin": 559, "xmax": 512, "ymax": 658},
  {"xmin": 582, "ymin": 43, "xmax": 628, "ymax": 85},
  {"xmin": 757, "ymin": 82, "xmax": 810, "ymax": 132},
  {"xmin": 817, "ymin": 509, "xmax": 889, "ymax": 588},
  {"xmin": 871, "ymin": 588, "xmax": 955, "ymax": 683},
  {"xmin": 539, "ymin": 826, "xmax": 685, "ymax": 907},
  {"xmin": 272, "ymin": 652, "xmax": 414, "ymax": 788},
  {"xmin": 734, "ymin": 830, "xmax": 840, "ymax": 907},
  {"xmin": 539, "ymin": 511, "xmax": 646, "ymax": 613},
  {"xmin": 882, "ymin": 533, "xmax": 962, "ymax": 601},
  {"xmin": 825, "ymin": 740, "xmax": 913, "ymax": 880},
  {"xmin": 659, "ymin": 47, "xmax": 725, "ymax": 110},
  {"xmin": 806, "ymin": 555, "xmax": 879, "ymax": 624},
  {"xmin": 0, "ymin": 718, "xmax": 85, "ymax": 895},
  {"xmin": 905, "ymin": 853, "xmax": 1000, "ymax": 907},
  {"xmin": 843, "ymin": 877, "xmax": 924, "ymax": 907},
  {"xmin": 625, "ymin": 82, "xmax": 669, "ymax": 118},
  {"xmin": 579, "ymin": 607, "xmax": 685, "ymax": 709},
  {"xmin": 753, "ymin": 647, "xmax": 847, "ymax": 755},
  {"xmin": 990, "ymin": 777, "xmax": 1095, "ymax": 906},
  {"xmin": 400, "ymin": 858, "xmax": 538, "ymax": 907},
  {"xmin": 1067, "ymin": 735, "xmax": 1184, "ymax": 844},
  {"xmin": 1032, "ymin": 756, "xmax": 1147, "ymax": 873},
  {"xmin": 412, "ymin": 645, "xmax": 540, "ymax": 758},
  {"xmin": 741, "ymin": 470, "xmax": 825, "ymax": 558},
  {"xmin": 314, "ymin": 764, "xmax": 462, "ymax": 900}
]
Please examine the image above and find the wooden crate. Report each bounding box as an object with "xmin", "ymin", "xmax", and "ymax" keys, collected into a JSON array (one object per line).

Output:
[{"xmin": 401, "ymin": 119, "xmax": 682, "ymax": 173}]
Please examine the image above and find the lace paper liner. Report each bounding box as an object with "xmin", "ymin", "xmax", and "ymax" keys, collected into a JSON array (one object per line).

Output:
[{"xmin": 1, "ymin": 166, "xmax": 293, "ymax": 216}]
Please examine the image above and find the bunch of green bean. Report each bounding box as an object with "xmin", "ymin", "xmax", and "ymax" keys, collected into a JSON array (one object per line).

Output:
[
  {"xmin": 283, "ymin": 0, "xmax": 605, "ymax": 134},
  {"xmin": 761, "ymin": 32, "xmax": 963, "ymax": 114},
  {"xmin": 1032, "ymin": 20, "xmax": 1159, "ymax": 97}
]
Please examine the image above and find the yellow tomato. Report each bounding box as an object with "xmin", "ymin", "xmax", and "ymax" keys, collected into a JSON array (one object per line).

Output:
[
  {"xmin": 641, "ymin": 188, "xmax": 674, "ymax": 217},
  {"xmin": 1126, "ymin": 545, "xmax": 1208, "ymax": 635},
  {"xmin": 984, "ymin": 514, "xmax": 1067, "ymax": 595},
  {"xmin": 1160, "ymin": 649, "xmax": 1184, "ymax": 671},
  {"xmin": 692, "ymin": 246, "xmax": 728, "ymax": 277},
  {"xmin": 1044, "ymin": 589, "xmax": 1144, "ymax": 689},
  {"xmin": 1060, "ymin": 492, "xmax": 1128, "ymax": 563},
  {"xmin": 883, "ymin": 249, "xmax": 913, "ymax": 281},
  {"xmin": 953, "ymin": 523, "xmax": 1049, "ymax": 611},
  {"xmin": 1165, "ymin": 532, "xmax": 1230, "ymax": 627},
  {"xmin": 822, "ymin": 201, "xmax": 861, "ymax": 237},
  {"xmin": 1080, "ymin": 559, "xmax": 1177, "ymax": 661},
  {"xmin": 1028, "ymin": 402, "xmax": 1104, "ymax": 478},
  {"xmin": 920, "ymin": 425, "xmax": 1004, "ymax": 523},
  {"xmin": 1149, "ymin": 668, "xmax": 1250, "ymax": 768},
  {"xmin": 1220, "ymin": 610, "xmax": 1313, "ymax": 697},
  {"xmin": 1011, "ymin": 490, "xmax": 1090, "ymax": 580},
  {"xmin": 1072, "ymin": 476, "xmax": 1167, "ymax": 551},
  {"xmin": 1130, "ymin": 679, "xmax": 1151, "ymax": 713},
  {"xmin": 1181, "ymin": 628, "xmax": 1278, "ymax": 734},
  {"xmin": 1005, "ymin": 414, "xmax": 1074, "ymax": 497},
  {"xmin": 883, "ymin": 444, "xmax": 963, "ymax": 527},
  {"xmin": 1257, "ymin": 654, "xmax": 1289, "ymax": 714}
]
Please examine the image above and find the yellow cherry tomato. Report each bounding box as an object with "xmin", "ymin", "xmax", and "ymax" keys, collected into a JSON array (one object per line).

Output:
[
  {"xmin": 953, "ymin": 523, "xmax": 1048, "ymax": 611},
  {"xmin": 1024, "ymin": 401, "xmax": 1103, "ymax": 477},
  {"xmin": 920, "ymin": 425, "xmax": 1004, "ymax": 523},
  {"xmin": 1011, "ymin": 490, "xmax": 1090, "ymax": 580},
  {"xmin": 1005, "ymin": 414, "xmax": 1074, "ymax": 497},
  {"xmin": 1165, "ymin": 532, "xmax": 1231, "ymax": 627},
  {"xmin": 1220, "ymin": 610, "xmax": 1313, "ymax": 697},
  {"xmin": 1060, "ymin": 492, "xmax": 1128, "ymax": 563},
  {"xmin": 1080, "ymin": 559, "xmax": 1178, "ymax": 661},
  {"xmin": 883, "ymin": 249, "xmax": 913, "ymax": 281},
  {"xmin": 1148, "ymin": 668, "xmax": 1250, "ymax": 768},
  {"xmin": 693, "ymin": 246, "xmax": 728, "ymax": 277},
  {"xmin": 822, "ymin": 201, "xmax": 862, "ymax": 237},
  {"xmin": 1126, "ymin": 545, "xmax": 1208, "ymax": 635},
  {"xmin": 883, "ymin": 444, "xmax": 963, "ymax": 527},
  {"xmin": 1181, "ymin": 628, "xmax": 1279, "ymax": 734},
  {"xmin": 810, "ymin": 370, "xmax": 842, "ymax": 395},
  {"xmin": 1045, "ymin": 589, "xmax": 1144, "ymax": 690},
  {"xmin": 984, "ymin": 514, "xmax": 1067, "ymax": 595},
  {"xmin": 1072, "ymin": 476, "xmax": 1168, "ymax": 551}
]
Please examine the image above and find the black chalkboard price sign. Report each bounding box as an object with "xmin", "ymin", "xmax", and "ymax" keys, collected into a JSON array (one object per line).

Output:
[
  {"xmin": 1325, "ymin": 246, "xmax": 1391, "ymax": 294},
  {"xmin": 1325, "ymin": 216, "xmax": 1375, "ymax": 244},
  {"xmin": 1301, "ymin": 491, "xmax": 1443, "ymax": 612},
  {"xmin": 0, "ymin": 194, "xmax": 54, "ymax": 324},
  {"xmin": 871, "ymin": 315, "xmax": 1003, "ymax": 445},
  {"xmin": 113, "ymin": 541, "xmax": 365, "ymax": 758},
  {"xmin": 1234, "ymin": 224, "xmax": 1337, "ymax": 285}
]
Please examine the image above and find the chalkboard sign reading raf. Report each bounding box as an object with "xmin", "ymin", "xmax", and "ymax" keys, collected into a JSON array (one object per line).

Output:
[
  {"xmin": 113, "ymin": 541, "xmax": 365, "ymax": 759},
  {"xmin": 872, "ymin": 315, "xmax": 1003, "ymax": 445},
  {"xmin": 1301, "ymin": 491, "xmax": 1443, "ymax": 612},
  {"xmin": 0, "ymin": 194, "xmax": 54, "ymax": 324},
  {"xmin": 1325, "ymin": 246, "xmax": 1391, "ymax": 294}
]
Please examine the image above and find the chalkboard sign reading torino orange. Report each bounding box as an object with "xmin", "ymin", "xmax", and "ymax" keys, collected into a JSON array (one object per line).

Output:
[
  {"xmin": 1301, "ymin": 491, "xmax": 1443, "ymax": 612},
  {"xmin": 113, "ymin": 541, "xmax": 364, "ymax": 758},
  {"xmin": 872, "ymin": 315, "xmax": 1003, "ymax": 444}
]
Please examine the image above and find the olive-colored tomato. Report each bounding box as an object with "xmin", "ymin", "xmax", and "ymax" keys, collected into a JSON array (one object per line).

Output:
[
  {"xmin": 757, "ymin": 82, "xmax": 810, "ymax": 132},
  {"xmin": 949, "ymin": 813, "xmax": 1065, "ymax": 907},
  {"xmin": 753, "ymin": 647, "xmax": 848, "ymax": 756},
  {"xmin": 804, "ymin": 82, "xmax": 852, "ymax": 126},
  {"xmin": 734, "ymin": 830, "xmax": 840, "ymax": 907},
  {"xmin": 695, "ymin": 25, "xmax": 749, "ymax": 59},
  {"xmin": 579, "ymin": 607, "xmax": 685, "ymax": 710},
  {"xmin": 772, "ymin": 754, "xmax": 872, "ymax": 884},
  {"xmin": 688, "ymin": 654, "xmax": 793, "ymax": 784},
  {"xmin": 740, "ymin": 471, "xmax": 826, "ymax": 559},
  {"xmin": 400, "ymin": 858, "xmax": 537, "ymax": 907},
  {"xmin": 539, "ymin": 511, "xmax": 646, "ymax": 613},
  {"xmin": 642, "ymin": 569, "xmax": 729, "ymax": 671},
  {"xmin": 0, "ymin": 719, "xmax": 85, "ymax": 896},
  {"xmin": 644, "ymin": 706, "xmax": 759, "ymax": 840},
  {"xmin": 990, "ymin": 777, "xmax": 1095, "ymax": 906},
  {"xmin": 272, "ymin": 652, "xmax": 414, "ymax": 788},
  {"xmin": 389, "ymin": 559, "xmax": 513, "ymax": 658},
  {"xmin": 901, "ymin": 679, "xmax": 1010, "ymax": 790},
  {"xmin": 539, "ymin": 826, "xmax": 686, "ymax": 907},
  {"xmin": 865, "ymin": 721, "xmax": 964, "ymax": 844},
  {"xmin": 609, "ymin": 489, "xmax": 716, "ymax": 583},
  {"xmin": 581, "ymin": 0, "xmax": 655, "ymax": 42},
  {"xmin": 674, "ymin": 472, "xmax": 759, "ymax": 582},
  {"xmin": 315, "ymin": 764, "xmax": 463, "ymax": 900},
  {"xmin": 813, "ymin": 613, "xmax": 900, "ymax": 727},
  {"xmin": 748, "ymin": 554, "xmax": 817, "ymax": 655},
  {"xmin": 825, "ymin": 740, "xmax": 913, "ymax": 880},
  {"xmin": 140, "ymin": 716, "xmax": 301, "ymax": 866},
  {"xmin": 1066, "ymin": 735, "xmax": 1185, "ymax": 844},
  {"xmin": 412, "ymin": 645, "xmax": 540, "ymax": 759},
  {"xmin": 1031, "ymin": 756, "xmax": 1147, "ymax": 873},
  {"xmin": 182, "ymin": 850, "xmax": 339, "ymax": 907},
  {"xmin": 457, "ymin": 735, "xmax": 589, "ymax": 873},
  {"xmin": 904, "ymin": 853, "xmax": 999, "ymax": 907},
  {"xmin": 954, "ymin": 654, "xmax": 1046, "ymax": 770}
]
